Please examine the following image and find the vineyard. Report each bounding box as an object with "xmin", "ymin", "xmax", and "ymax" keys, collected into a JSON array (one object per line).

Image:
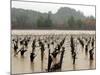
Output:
[{"xmin": 11, "ymin": 31, "xmax": 96, "ymax": 74}]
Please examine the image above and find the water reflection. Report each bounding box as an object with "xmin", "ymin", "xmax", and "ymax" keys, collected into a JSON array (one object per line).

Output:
[
  {"xmin": 73, "ymin": 64, "xmax": 76, "ymax": 70},
  {"xmin": 89, "ymin": 60, "xmax": 94, "ymax": 69},
  {"xmin": 41, "ymin": 59, "xmax": 43, "ymax": 71},
  {"xmin": 30, "ymin": 62, "xmax": 34, "ymax": 72},
  {"xmin": 11, "ymin": 32, "xmax": 96, "ymax": 74}
]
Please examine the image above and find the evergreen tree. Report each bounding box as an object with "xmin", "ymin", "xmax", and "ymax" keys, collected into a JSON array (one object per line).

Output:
[
  {"xmin": 37, "ymin": 16, "xmax": 44, "ymax": 28},
  {"xmin": 67, "ymin": 16, "xmax": 75, "ymax": 29},
  {"xmin": 44, "ymin": 11, "xmax": 53, "ymax": 28},
  {"xmin": 76, "ymin": 19, "xmax": 83, "ymax": 29}
]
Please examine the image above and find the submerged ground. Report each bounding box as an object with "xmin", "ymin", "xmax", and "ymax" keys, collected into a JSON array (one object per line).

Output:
[{"xmin": 11, "ymin": 30, "xmax": 96, "ymax": 74}]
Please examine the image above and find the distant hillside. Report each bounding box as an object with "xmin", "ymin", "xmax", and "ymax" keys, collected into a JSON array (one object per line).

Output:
[{"xmin": 11, "ymin": 7, "xmax": 96, "ymax": 30}]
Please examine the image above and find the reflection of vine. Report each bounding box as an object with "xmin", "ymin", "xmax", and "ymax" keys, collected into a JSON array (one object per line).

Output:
[{"xmin": 12, "ymin": 34, "xmax": 95, "ymax": 73}]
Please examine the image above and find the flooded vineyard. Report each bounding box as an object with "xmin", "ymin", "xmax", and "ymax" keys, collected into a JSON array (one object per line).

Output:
[{"xmin": 11, "ymin": 30, "xmax": 96, "ymax": 74}]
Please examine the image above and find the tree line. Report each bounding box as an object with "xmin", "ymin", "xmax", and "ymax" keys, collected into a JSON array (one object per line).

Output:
[{"xmin": 11, "ymin": 8, "xmax": 96, "ymax": 30}]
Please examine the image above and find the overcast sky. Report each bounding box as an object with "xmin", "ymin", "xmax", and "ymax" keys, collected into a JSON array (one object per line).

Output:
[{"xmin": 12, "ymin": 1, "xmax": 95, "ymax": 17}]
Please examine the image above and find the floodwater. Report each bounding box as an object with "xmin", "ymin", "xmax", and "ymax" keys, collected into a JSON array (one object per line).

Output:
[{"xmin": 11, "ymin": 30, "xmax": 96, "ymax": 74}]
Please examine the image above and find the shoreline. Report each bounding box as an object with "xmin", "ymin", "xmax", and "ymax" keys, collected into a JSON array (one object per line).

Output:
[{"xmin": 12, "ymin": 30, "xmax": 96, "ymax": 35}]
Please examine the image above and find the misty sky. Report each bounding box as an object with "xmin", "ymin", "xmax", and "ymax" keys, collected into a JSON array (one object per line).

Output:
[{"xmin": 12, "ymin": 1, "xmax": 95, "ymax": 17}]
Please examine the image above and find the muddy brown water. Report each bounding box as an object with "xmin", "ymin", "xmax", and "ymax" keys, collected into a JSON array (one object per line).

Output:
[{"xmin": 11, "ymin": 30, "xmax": 96, "ymax": 74}]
